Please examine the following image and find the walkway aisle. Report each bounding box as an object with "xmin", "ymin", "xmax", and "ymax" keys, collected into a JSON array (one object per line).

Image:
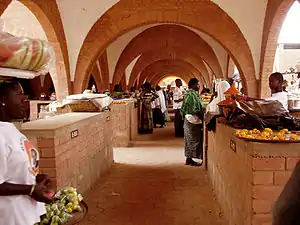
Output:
[{"xmin": 79, "ymin": 124, "xmax": 227, "ymax": 225}]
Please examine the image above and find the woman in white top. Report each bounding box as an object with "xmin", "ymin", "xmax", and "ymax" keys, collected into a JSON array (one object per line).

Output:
[
  {"xmin": 0, "ymin": 80, "xmax": 53, "ymax": 225},
  {"xmin": 206, "ymin": 80, "xmax": 231, "ymax": 114}
]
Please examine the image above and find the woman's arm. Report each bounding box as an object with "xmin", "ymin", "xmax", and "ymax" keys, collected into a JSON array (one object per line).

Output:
[
  {"xmin": 0, "ymin": 181, "xmax": 53, "ymax": 203},
  {"xmin": 0, "ymin": 182, "xmax": 31, "ymax": 196}
]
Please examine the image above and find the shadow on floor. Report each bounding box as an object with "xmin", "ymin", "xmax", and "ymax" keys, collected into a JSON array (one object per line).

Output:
[
  {"xmin": 79, "ymin": 122, "xmax": 227, "ymax": 225},
  {"xmin": 80, "ymin": 164, "xmax": 225, "ymax": 225}
]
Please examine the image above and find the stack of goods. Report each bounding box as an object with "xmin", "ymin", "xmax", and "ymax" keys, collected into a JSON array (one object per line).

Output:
[
  {"xmin": 0, "ymin": 32, "xmax": 54, "ymax": 76},
  {"xmin": 235, "ymin": 128, "xmax": 300, "ymax": 142},
  {"xmin": 201, "ymin": 93, "xmax": 212, "ymax": 107},
  {"xmin": 224, "ymin": 85, "xmax": 240, "ymax": 97},
  {"xmin": 217, "ymin": 85, "xmax": 240, "ymax": 118},
  {"xmin": 36, "ymin": 187, "xmax": 86, "ymax": 225},
  {"xmin": 57, "ymin": 93, "xmax": 113, "ymax": 113},
  {"xmin": 113, "ymin": 101, "xmax": 126, "ymax": 105}
]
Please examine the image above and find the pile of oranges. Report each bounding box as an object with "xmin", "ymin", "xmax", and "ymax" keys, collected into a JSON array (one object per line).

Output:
[{"xmin": 236, "ymin": 128, "xmax": 298, "ymax": 141}]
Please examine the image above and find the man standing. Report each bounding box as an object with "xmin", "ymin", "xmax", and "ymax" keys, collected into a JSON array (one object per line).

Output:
[{"xmin": 173, "ymin": 79, "xmax": 184, "ymax": 137}]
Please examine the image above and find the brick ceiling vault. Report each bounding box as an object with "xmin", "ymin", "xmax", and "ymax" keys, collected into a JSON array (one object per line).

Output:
[
  {"xmin": 135, "ymin": 56, "xmax": 210, "ymax": 88},
  {"xmin": 127, "ymin": 46, "xmax": 213, "ymax": 89},
  {"xmin": 112, "ymin": 24, "xmax": 222, "ymax": 85},
  {"xmin": 74, "ymin": 0, "xmax": 256, "ymax": 96},
  {"xmin": 137, "ymin": 59, "xmax": 204, "ymax": 87}
]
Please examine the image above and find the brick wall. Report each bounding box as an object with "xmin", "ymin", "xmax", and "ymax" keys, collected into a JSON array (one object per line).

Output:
[
  {"xmin": 22, "ymin": 112, "xmax": 113, "ymax": 194},
  {"xmin": 207, "ymin": 123, "xmax": 300, "ymax": 225},
  {"xmin": 207, "ymin": 124, "xmax": 253, "ymax": 225},
  {"xmin": 130, "ymin": 106, "xmax": 138, "ymax": 142},
  {"xmin": 111, "ymin": 101, "xmax": 138, "ymax": 147}
]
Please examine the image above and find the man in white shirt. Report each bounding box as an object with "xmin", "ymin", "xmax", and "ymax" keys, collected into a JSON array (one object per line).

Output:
[
  {"xmin": 265, "ymin": 72, "xmax": 288, "ymax": 111},
  {"xmin": 245, "ymin": 72, "xmax": 288, "ymax": 111},
  {"xmin": 173, "ymin": 79, "xmax": 185, "ymax": 137}
]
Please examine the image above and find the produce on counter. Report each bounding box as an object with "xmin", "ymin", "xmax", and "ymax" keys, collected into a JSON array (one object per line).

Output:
[
  {"xmin": 35, "ymin": 187, "xmax": 84, "ymax": 225},
  {"xmin": 224, "ymin": 85, "xmax": 240, "ymax": 95},
  {"xmin": 235, "ymin": 128, "xmax": 300, "ymax": 141},
  {"xmin": 113, "ymin": 101, "xmax": 126, "ymax": 104}
]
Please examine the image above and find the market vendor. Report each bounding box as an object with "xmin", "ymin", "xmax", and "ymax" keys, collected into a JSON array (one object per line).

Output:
[
  {"xmin": 0, "ymin": 80, "xmax": 53, "ymax": 225},
  {"xmin": 245, "ymin": 72, "xmax": 288, "ymax": 111}
]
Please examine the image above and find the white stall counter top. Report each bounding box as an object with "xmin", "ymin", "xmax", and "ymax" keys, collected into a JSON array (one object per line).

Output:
[{"xmin": 22, "ymin": 113, "xmax": 101, "ymax": 131}]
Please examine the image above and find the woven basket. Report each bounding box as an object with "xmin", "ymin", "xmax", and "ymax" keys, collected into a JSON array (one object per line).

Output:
[
  {"xmin": 57, "ymin": 100, "xmax": 100, "ymax": 113},
  {"xmin": 64, "ymin": 201, "xmax": 88, "ymax": 225}
]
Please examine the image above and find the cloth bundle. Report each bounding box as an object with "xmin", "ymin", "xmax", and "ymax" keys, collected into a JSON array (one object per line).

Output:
[{"xmin": 0, "ymin": 32, "xmax": 54, "ymax": 74}]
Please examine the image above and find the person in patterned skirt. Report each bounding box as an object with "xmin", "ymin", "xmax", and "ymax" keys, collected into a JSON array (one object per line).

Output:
[
  {"xmin": 138, "ymin": 82, "xmax": 158, "ymax": 134},
  {"xmin": 181, "ymin": 78, "xmax": 204, "ymax": 166}
]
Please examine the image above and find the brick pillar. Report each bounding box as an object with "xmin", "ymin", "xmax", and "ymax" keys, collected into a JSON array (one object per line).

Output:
[
  {"xmin": 98, "ymin": 50, "xmax": 110, "ymax": 91},
  {"xmin": 227, "ymin": 57, "xmax": 235, "ymax": 78},
  {"xmin": 120, "ymin": 72, "xmax": 127, "ymax": 91},
  {"xmin": 91, "ymin": 63, "xmax": 104, "ymax": 92}
]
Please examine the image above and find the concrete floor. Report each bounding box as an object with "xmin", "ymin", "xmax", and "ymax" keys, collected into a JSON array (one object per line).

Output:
[{"xmin": 79, "ymin": 123, "xmax": 227, "ymax": 225}]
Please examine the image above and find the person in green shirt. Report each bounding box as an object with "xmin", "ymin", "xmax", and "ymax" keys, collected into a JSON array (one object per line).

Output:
[{"xmin": 181, "ymin": 78, "xmax": 204, "ymax": 166}]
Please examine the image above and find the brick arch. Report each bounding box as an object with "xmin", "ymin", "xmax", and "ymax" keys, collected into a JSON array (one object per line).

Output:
[
  {"xmin": 74, "ymin": 0, "xmax": 256, "ymax": 96},
  {"xmin": 260, "ymin": 0, "xmax": 295, "ymax": 97},
  {"xmin": 149, "ymin": 73, "xmax": 194, "ymax": 88},
  {"xmin": 139, "ymin": 64, "xmax": 206, "ymax": 89},
  {"xmin": 155, "ymin": 76, "xmax": 189, "ymax": 87},
  {"xmin": 138, "ymin": 59, "xmax": 203, "ymax": 87},
  {"xmin": 128, "ymin": 46, "xmax": 212, "ymax": 89},
  {"xmin": 0, "ymin": 0, "xmax": 71, "ymax": 100},
  {"xmin": 114, "ymin": 24, "xmax": 222, "ymax": 85},
  {"xmin": 150, "ymin": 73, "xmax": 205, "ymax": 89},
  {"xmin": 87, "ymin": 69, "xmax": 102, "ymax": 92}
]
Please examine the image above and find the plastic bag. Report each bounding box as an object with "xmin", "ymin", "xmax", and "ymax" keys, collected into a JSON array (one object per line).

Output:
[
  {"xmin": 228, "ymin": 100, "xmax": 300, "ymax": 130},
  {"xmin": 0, "ymin": 31, "xmax": 54, "ymax": 75}
]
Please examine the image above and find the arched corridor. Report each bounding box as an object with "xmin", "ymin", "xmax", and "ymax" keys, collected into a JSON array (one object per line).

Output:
[
  {"xmin": 2, "ymin": 0, "xmax": 300, "ymax": 225},
  {"xmin": 79, "ymin": 124, "xmax": 226, "ymax": 225}
]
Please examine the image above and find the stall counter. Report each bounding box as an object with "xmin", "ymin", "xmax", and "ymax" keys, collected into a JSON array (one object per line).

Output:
[
  {"xmin": 29, "ymin": 100, "xmax": 53, "ymax": 121},
  {"xmin": 21, "ymin": 112, "xmax": 113, "ymax": 194},
  {"xmin": 207, "ymin": 123, "xmax": 300, "ymax": 225}
]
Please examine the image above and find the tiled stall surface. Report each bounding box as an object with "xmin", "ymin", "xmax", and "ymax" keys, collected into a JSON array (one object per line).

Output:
[
  {"xmin": 21, "ymin": 112, "xmax": 114, "ymax": 194},
  {"xmin": 207, "ymin": 123, "xmax": 300, "ymax": 225}
]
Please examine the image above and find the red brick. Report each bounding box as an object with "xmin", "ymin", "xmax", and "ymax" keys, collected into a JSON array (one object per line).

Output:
[
  {"xmin": 51, "ymin": 178, "xmax": 58, "ymax": 191},
  {"xmin": 253, "ymin": 171, "xmax": 274, "ymax": 185},
  {"xmin": 253, "ymin": 186, "xmax": 283, "ymax": 200},
  {"xmin": 39, "ymin": 158, "xmax": 56, "ymax": 168},
  {"xmin": 274, "ymin": 171, "xmax": 292, "ymax": 185},
  {"xmin": 37, "ymin": 138, "xmax": 55, "ymax": 148},
  {"xmin": 253, "ymin": 200, "xmax": 273, "ymax": 214},
  {"xmin": 253, "ymin": 158, "xmax": 285, "ymax": 171},
  {"xmin": 74, "ymin": 2, "xmax": 258, "ymax": 97},
  {"xmin": 252, "ymin": 214, "xmax": 272, "ymax": 225},
  {"xmin": 40, "ymin": 148, "xmax": 55, "ymax": 158},
  {"xmin": 286, "ymin": 157, "xmax": 300, "ymax": 170}
]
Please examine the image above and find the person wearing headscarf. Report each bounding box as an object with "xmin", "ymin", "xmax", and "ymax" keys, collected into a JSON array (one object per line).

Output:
[
  {"xmin": 206, "ymin": 80, "xmax": 230, "ymax": 114},
  {"xmin": 137, "ymin": 82, "xmax": 158, "ymax": 134},
  {"xmin": 181, "ymin": 78, "xmax": 204, "ymax": 166}
]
